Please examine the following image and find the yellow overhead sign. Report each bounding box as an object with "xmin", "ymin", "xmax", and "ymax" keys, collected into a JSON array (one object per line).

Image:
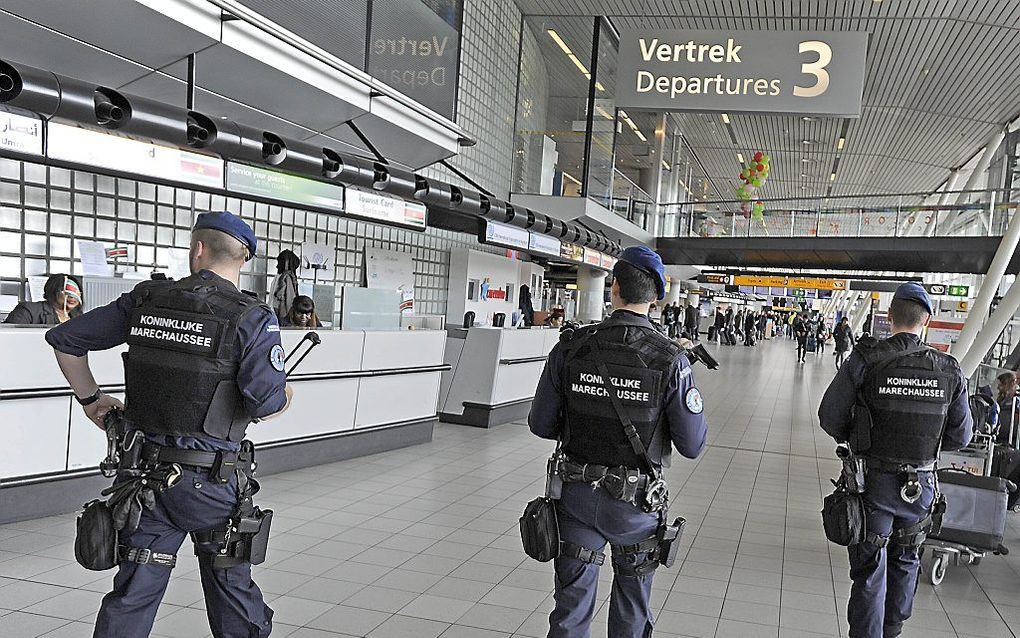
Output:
[
  {"xmin": 733, "ymin": 275, "xmax": 848, "ymax": 290},
  {"xmin": 956, "ymin": 301, "xmax": 968, "ymax": 312}
]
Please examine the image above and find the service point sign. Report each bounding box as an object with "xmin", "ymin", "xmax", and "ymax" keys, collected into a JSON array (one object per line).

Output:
[{"xmin": 617, "ymin": 29, "xmax": 867, "ymax": 116}]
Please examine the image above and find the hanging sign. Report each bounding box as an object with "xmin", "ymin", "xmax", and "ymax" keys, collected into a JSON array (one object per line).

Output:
[
  {"xmin": 527, "ymin": 231, "xmax": 561, "ymax": 256},
  {"xmin": 698, "ymin": 274, "xmax": 730, "ymax": 284},
  {"xmin": 346, "ymin": 188, "xmax": 427, "ymax": 230},
  {"xmin": 226, "ymin": 162, "xmax": 344, "ymax": 210},
  {"xmin": 616, "ymin": 29, "xmax": 867, "ymax": 116},
  {"xmin": 48, "ymin": 122, "xmax": 224, "ymax": 188},
  {"xmin": 482, "ymin": 220, "xmax": 529, "ymax": 250},
  {"xmin": 560, "ymin": 242, "xmax": 584, "ymax": 262},
  {"xmin": 583, "ymin": 248, "xmax": 602, "ymax": 266},
  {"xmin": 734, "ymin": 275, "xmax": 847, "ymax": 290},
  {"xmin": 0, "ymin": 111, "xmax": 43, "ymax": 157}
]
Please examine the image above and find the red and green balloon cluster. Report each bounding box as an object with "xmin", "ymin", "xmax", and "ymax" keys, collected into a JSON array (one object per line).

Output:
[{"xmin": 736, "ymin": 151, "xmax": 771, "ymax": 219}]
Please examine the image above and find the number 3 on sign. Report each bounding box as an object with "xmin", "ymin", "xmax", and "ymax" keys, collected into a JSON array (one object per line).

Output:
[{"xmin": 794, "ymin": 41, "xmax": 832, "ymax": 97}]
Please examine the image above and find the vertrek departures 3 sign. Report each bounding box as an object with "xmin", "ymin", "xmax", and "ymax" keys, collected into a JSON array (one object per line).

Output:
[{"xmin": 616, "ymin": 30, "xmax": 867, "ymax": 116}]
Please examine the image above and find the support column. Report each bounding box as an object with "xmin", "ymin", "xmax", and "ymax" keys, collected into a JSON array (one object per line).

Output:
[
  {"xmin": 577, "ymin": 266, "xmax": 608, "ymax": 323},
  {"xmin": 960, "ymin": 278, "xmax": 1020, "ymax": 377},
  {"xmin": 956, "ymin": 130, "xmax": 1006, "ymax": 205},
  {"xmin": 663, "ymin": 277, "xmax": 681, "ymax": 306},
  {"xmin": 851, "ymin": 294, "xmax": 871, "ymax": 335},
  {"xmin": 952, "ymin": 207, "xmax": 1020, "ymax": 356}
]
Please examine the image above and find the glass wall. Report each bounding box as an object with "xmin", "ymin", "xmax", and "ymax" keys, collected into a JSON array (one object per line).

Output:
[
  {"xmin": 585, "ymin": 19, "xmax": 618, "ymax": 206},
  {"xmin": 236, "ymin": 0, "xmax": 464, "ymax": 120},
  {"xmin": 512, "ymin": 16, "xmax": 598, "ymax": 198}
]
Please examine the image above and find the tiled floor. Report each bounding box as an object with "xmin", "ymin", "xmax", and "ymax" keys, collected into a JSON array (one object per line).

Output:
[{"xmin": 3, "ymin": 337, "xmax": 1020, "ymax": 637}]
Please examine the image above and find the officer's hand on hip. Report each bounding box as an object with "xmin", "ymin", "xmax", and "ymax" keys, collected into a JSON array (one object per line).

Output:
[{"xmin": 85, "ymin": 394, "xmax": 124, "ymax": 430}]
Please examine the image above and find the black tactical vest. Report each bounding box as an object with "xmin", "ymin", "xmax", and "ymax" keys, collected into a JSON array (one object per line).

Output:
[
  {"xmin": 122, "ymin": 273, "xmax": 266, "ymax": 442},
  {"xmin": 860, "ymin": 338, "xmax": 956, "ymax": 466},
  {"xmin": 560, "ymin": 311, "xmax": 681, "ymax": 470}
]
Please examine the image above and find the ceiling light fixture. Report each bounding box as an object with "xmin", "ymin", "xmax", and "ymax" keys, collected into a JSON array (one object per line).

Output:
[
  {"xmin": 548, "ymin": 30, "xmax": 605, "ymax": 92},
  {"xmin": 661, "ymin": 160, "xmax": 670, "ymax": 170},
  {"xmin": 737, "ymin": 152, "xmax": 745, "ymax": 164},
  {"xmin": 721, "ymin": 113, "xmax": 730, "ymax": 124},
  {"xmin": 800, "ymin": 157, "xmax": 812, "ymax": 163},
  {"xmin": 830, "ymin": 172, "xmax": 836, "ymax": 181},
  {"xmin": 837, "ymin": 136, "xmax": 846, "ymax": 151},
  {"xmin": 802, "ymin": 116, "xmax": 816, "ymax": 122},
  {"xmin": 562, "ymin": 171, "xmax": 582, "ymax": 185},
  {"xmin": 801, "ymin": 139, "xmax": 814, "ymax": 145},
  {"xmin": 618, "ymin": 109, "xmax": 647, "ymax": 143}
]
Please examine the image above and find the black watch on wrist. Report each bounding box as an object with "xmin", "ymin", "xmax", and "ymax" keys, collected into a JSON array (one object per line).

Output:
[{"xmin": 76, "ymin": 389, "xmax": 103, "ymax": 406}]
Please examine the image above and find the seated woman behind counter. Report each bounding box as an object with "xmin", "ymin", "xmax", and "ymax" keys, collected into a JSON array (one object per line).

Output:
[
  {"xmin": 4, "ymin": 274, "xmax": 83, "ymax": 325},
  {"xmin": 280, "ymin": 294, "xmax": 322, "ymax": 329}
]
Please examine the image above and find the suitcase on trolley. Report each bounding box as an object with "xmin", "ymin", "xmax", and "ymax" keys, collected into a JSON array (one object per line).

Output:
[{"xmin": 932, "ymin": 469, "xmax": 1012, "ymax": 552}]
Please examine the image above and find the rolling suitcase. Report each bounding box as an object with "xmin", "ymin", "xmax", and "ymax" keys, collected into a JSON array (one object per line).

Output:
[
  {"xmin": 932, "ymin": 469, "xmax": 1012, "ymax": 552},
  {"xmin": 805, "ymin": 334, "xmax": 817, "ymax": 353}
]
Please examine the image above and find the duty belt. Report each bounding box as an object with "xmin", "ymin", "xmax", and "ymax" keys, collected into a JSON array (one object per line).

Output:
[
  {"xmin": 139, "ymin": 443, "xmax": 251, "ymax": 484},
  {"xmin": 558, "ymin": 459, "xmax": 652, "ymax": 491},
  {"xmin": 865, "ymin": 457, "xmax": 936, "ymax": 473}
]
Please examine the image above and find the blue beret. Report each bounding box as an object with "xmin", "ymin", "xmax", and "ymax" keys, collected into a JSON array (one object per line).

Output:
[
  {"xmin": 194, "ymin": 211, "xmax": 256, "ymax": 261},
  {"xmin": 894, "ymin": 282, "xmax": 932, "ymax": 316},
  {"xmin": 619, "ymin": 245, "xmax": 666, "ymax": 300}
]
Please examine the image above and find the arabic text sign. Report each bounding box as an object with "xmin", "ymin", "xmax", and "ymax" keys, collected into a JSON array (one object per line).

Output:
[
  {"xmin": 617, "ymin": 29, "xmax": 867, "ymax": 116},
  {"xmin": 0, "ymin": 111, "xmax": 43, "ymax": 156}
]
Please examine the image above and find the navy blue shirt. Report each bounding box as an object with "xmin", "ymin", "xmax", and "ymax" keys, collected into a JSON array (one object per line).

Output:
[
  {"xmin": 818, "ymin": 332, "xmax": 973, "ymax": 452},
  {"xmin": 46, "ymin": 270, "xmax": 288, "ymax": 451},
  {"xmin": 529, "ymin": 310, "xmax": 708, "ymax": 460}
]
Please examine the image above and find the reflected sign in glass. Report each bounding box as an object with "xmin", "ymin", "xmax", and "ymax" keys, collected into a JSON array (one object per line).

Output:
[
  {"xmin": 0, "ymin": 111, "xmax": 43, "ymax": 156},
  {"xmin": 346, "ymin": 188, "xmax": 427, "ymax": 230},
  {"xmin": 48, "ymin": 122, "xmax": 224, "ymax": 188},
  {"xmin": 226, "ymin": 162, "xmax": 344, "ymax": 210},
  {"xmin": 527, "ymin": 231, "xmax": 561, "ymax": 256},
  {"xmin": 368, "ymin": 0, "xmax": 463, "ymax": 120},
  {"xmin": 583, "ymin": 248, "xmax": 601, "ymax": 266},
  {"xmin": 483, "ymin": 220, "xmax": 529, "ymax": 250},
  {"xmin": 616, "ymin": 29, "xmax": 867, "ymax": 116}
]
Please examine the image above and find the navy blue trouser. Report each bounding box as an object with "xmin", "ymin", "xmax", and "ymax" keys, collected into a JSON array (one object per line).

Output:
[
  {"xmin": 93, "ymin": 467, "xmax": 273, "ymax": 638},
  {"xmin": 549, "ymin": 482, "xmax": 661, "ymax": 638},
  {"xmin": 847, "ymin": 470, "xmax": 934, "ymax": 638}
]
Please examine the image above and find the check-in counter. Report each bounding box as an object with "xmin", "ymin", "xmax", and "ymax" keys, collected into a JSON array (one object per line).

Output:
[
  {"xmin": 0, "ymin": 327, "xmax": 447, "ymax": 523},
  {"xmin": 438, "ymin": 327, "xmax": 560, "ymax": 427}
]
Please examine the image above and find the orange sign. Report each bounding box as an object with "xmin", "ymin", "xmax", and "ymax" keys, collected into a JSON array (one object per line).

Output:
[{"xmin": 733, "ymin": 275, "xmax": 847, "ymax": 290}]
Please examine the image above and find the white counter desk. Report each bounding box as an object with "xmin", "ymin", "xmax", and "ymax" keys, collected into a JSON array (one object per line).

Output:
[
  {"xmin": 438, "ymin": 327, "xmax": 559, "ymax": 427},
  {"xmin": 0, "ymin": 327, "xmax": 447, "ymax": 523}
]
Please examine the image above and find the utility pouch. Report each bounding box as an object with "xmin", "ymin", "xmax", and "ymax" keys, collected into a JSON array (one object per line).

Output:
[
  {"xmin": 545, "ymin": 456, "xmax": 563, "ymax": 500},
  {"xmin": 657, "ymin": 516, "xmax": 686, "ymax": 568},
  {"xmin": 603, "ymin": 468, "xmax": 642, "ymax": 504},
  {"xmin": 520, "ymin": 496, "xmax": 560, "ymax": 562},
  {"xmin": 822, "ymin": 481, "xmax": 867, "ymax": 546},
  {"xmin": 849, "ymin": 402, "xmax": 873, "ymax": 454},
  {"xmin": 75, "ymin": 499, "xmax": 118, "ymax": 571}
]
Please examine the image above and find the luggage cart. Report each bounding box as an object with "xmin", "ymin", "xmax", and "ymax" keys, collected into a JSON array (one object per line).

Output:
[{"xmin": 921, "ymin": 453, "xmax": 1014, "ymax": 585}]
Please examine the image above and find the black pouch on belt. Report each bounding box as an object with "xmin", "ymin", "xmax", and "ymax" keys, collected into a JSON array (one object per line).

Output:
[
  {"xmin": 822, "ymin": 487, "xmax": 867, "ymax": 546},
  {"xmin": 519, "ymin": 496, "xmax": 560, "ymax": 562},
  {"xmin": 602, "ymin": 468, "xmax": 642, "ymax": 504},
  {"xmin": 75, "ymin": 499, "xmax": 118, "ymax": 571},
  {"xmin": 657, "ymin": 516, "xmax": 686, "ymax": 568},
  {"xmin": 242, "ymin": 507, "xmax": 273, "ymax": 566}
]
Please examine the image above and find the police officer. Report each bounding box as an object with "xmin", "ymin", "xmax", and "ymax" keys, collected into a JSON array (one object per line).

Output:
[
  {"xmin": 819, "ymin": 282, "xmax": 972, "ymax": 638},
  {"xmin": 46, "ymin": 211, "xmax": 292, "ymax": 638},
  {"xmin": 529, "ymin": 245, "xmax": 708, "ymax": 638}
]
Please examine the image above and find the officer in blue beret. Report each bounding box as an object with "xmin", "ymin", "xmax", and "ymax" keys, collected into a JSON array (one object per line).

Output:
[
  {"xmin": 529, "ymin": 245, "xmax": 708, "ymax": 637},
  {"xmin": 46, "ymin": 211, "xmax": 292, "ymax": 638},
  {"xmin": 819, "ymin": 282, "xmax": 972, "ymax": 638}
]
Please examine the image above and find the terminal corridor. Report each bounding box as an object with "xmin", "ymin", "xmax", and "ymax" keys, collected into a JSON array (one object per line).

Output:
[{"xmin": 1, "ymin": 339, "xmax": 1018, "ymax": 638}]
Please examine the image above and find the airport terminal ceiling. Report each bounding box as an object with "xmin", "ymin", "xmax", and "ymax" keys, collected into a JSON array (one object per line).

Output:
[{"xmin": 518, "ymin": 0, "xmax": 1020, "ymax": 202}]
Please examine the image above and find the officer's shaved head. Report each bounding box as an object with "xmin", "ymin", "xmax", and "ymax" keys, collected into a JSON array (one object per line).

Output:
[
  {"xmin": 612, "ymin": 261, "xmax": 657, "ymax": 304},
  {"xmin": 888, "ymin": 298, "xmax": 929, "ymax": 329},
  {"xmin": 191, "ymin": 228, "xmax": 248, "ymax": 266}
]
